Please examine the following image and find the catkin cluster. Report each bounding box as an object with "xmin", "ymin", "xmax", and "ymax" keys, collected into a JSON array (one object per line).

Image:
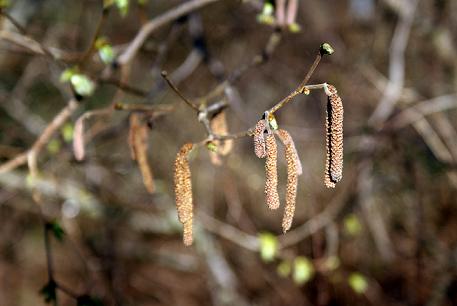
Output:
[
  {"xmin": 253, "ymin": 118, "xmax": 302, "ymax": 232},
  {"xmin": 174, "ymin": 143, "xmax": 194, "ymax": 246},
  {"xmin": 324, "ymin": 84, "xmax": 344, "ymax": 188}
]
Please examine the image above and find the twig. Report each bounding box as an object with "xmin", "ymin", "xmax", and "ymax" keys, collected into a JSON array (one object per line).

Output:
[
  {"xmin": 0, "ymin": 99, "xmax": 79, "ymax": 175},
  {"xmin": 117, "ymin": 0, "xmax": 221, "ymax": 65},
  {"xmin": 161, "ymin": 71, "xmax": 200, "ymax": 111},
  {"xmin": 268, "ymin": 53, "xmax": 322, "ymax": 114},
  {"xmin": 368, "ymin": 0, "xmax": 419, "ymax": 128}
]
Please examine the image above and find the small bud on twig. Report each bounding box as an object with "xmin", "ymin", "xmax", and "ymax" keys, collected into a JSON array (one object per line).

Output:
[
  {"xmin": 319, "ymin": 43, "xmax": 335, "ymax": 56},
  {"xmin": 276, "ymin": 129, "xmax": 299, "ymax": 232}
]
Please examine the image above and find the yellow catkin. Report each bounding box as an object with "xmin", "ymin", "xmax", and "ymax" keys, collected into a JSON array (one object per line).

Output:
[
  {"xmin": 276, "ymin": 129, "xmax": 299, "ymax": 232},
  {"xmin": 174, "ymin": 143, "xmax": 194, "ymax": 245},
  {"xmin": 254, "ymin": 119, "xmax": 267, "ymax": 158},
  {"xmin": 324, "ymin": 84, "xmax": 344, "ymax": 188},
  {"xmin": 265, "ymin": 133, "xmax": 280, "ymax": 210}
]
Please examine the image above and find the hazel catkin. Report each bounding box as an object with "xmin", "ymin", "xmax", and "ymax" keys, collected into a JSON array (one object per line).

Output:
[
  {"xmin": 324, "ymin": 84, "xmax": 344, "ymax": 188},
  {"xmin": 174, "ymin": 143, "xmax": 194, "ymax": 245},
  {"xmin": 265, "ymin": 133, "xmax": 280, "ymax": 210},
  {"xmin": 276, "ymin": 129, "xmax": 299, "ymax": 232},
  {"xmin": 254, "ymin": 119, "xmax": 267, "ymax": 158}
]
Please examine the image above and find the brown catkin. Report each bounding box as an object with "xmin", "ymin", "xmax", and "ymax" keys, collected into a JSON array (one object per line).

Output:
[
  {"xmin": 254, "ymin": 119, "xmax": 267, "ymax": 158},
  {"xmin": 265, "ymin": 133, "xmax": 280, "ymax": 210},
  {"xmin": 174, "ymin": 143, "xmax": 194, "ymax": 245},
  {"xmin": 276, "ymin": 129, "xmax": 302, "ymax": 176},
  {"xmin": 324, "ymin": 84, "xmax": 344, "ymax": 188},
  {"xmin": 276, "ymin": 129, "xmax": 299, "ymax": 232},
  {"xmin": 183, "ymin": 220, "xmax": 193, "ymax": 246},
  {"xmin": 129, "ymin": 113, "xmax": 155, "ymax": 193}
]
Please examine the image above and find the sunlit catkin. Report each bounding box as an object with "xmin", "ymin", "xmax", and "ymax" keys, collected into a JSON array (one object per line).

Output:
[
  {"xmin": 265, "ymin": 133, "xmax": 280, "ymax": 210},
  {"xmin": 276, "ymin": 129, "xmax": 302, "ymax": 176},
  {"xmin": 324, "ymin": 84, "xmax": 344, "ymax": 188},
  {"xmin": 183, "ymin": 220, "xmax": 193, "ymax": 246},
  {"xmin": 254, "ymin": 119, "xmax": 267, "ymax": 158},
  {"xmin": 174, "ymin": 143, "xmax": 194, "ymax": 245},
  {"xmin": 276, "ymin": 129, "xmax": 299, "ymax": 232}
]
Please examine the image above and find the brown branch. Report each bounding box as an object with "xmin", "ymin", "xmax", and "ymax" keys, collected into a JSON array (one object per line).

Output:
[
  {"xmin": 0, "ymin": 99, "xmax": 79, "ymax": 175},
  {"xmin": 117, "ymin": 0, "xmax": 221, "ymax": 65},
  {"xmin": 268, "ymin": 52, "xmax": 322, "ymax": 114},
  {"xmin": 161, "ymin": 71, "xmax": 200, "ymax": 111}
]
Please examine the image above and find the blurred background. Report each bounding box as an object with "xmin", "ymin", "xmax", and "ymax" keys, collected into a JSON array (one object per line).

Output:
[{"xmin": 0, "ymin": 0, "xmax": 456, "ymax": 305}]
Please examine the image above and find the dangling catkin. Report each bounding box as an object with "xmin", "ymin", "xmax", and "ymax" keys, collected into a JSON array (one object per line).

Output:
[
  {"xmin": 265, "ymin": 133, "xmax": 280, "ymax": 210},
  {"xmin": 324, "ymin": 84, "xmax": 344, "ymax": 188},
  {"xmin": 174, "ymin": 143, "xmax": 194, "ymax": 245},
  {"xmin": 276, "ymin": 129, "xmax": 299, "ymax": 232},
  {"xmin": 276, "ymin": 129, "xmax": 302, "ymax": 176},
  {"xmin": 254, "ymin": 119, "xmax": 267, "ymax": 158},
  {"xmin": 129, "ymin": 113, "xmax": 155, "ymax": 193},
  {"xmin": 183, "ymin": 220, "xmax": 193, "ymax": 246}
]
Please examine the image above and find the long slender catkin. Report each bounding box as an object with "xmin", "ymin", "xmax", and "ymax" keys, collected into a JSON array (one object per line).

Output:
[
  {"xmin": 254, "ymin": 119, "xmax": 267, "ymax": 158},
  {"xmin": 276, "ymin": 129, "xmax": 299, "ymax": 232},
  {"xmin": 174, "ymin": 143, "xmax": 194, "ymax": 245},
  {"xmin": 324, "ymin": 84, "xmax": 344, "ymax": 188},
  {"xmin": 265, "ymin": 133, "xmax": 280, "ymax": 210}
]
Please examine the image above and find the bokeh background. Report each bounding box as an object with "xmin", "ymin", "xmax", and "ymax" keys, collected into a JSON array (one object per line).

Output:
[{"xmin": 0, "ymin": 0, "xmax": 456, "ymax": 305}]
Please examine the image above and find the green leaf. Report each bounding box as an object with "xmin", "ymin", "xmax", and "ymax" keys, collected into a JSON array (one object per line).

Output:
[
  {"xmin": 48, "ymin": 221, "xmax": 65, "ymax": 242},
  {"xmin": 138, "ymin": 0, "xmax": 148, "ymax": 5},
  {"xmin": 348, "ymin": 273, "xmax": 368, "ymax": 294},
  {"xmin": 40, "ymin": 280, "xmax": 57, "ymax": 303},
  {"xmin": 77, "ymin": 295, "xmax": 104, "ymax": 306},
  {"xmin": 277, "ymin": 260, "xmax": 291, "ymax": 277},
  {"xmin": 323, "ymin": 256, "xmax": 340, "ymax": 271},
  {"xmin": 95, "ymin": 38, "xmax": 115, "ymax": 64},
  {"xmin": 293, "ymin": 256, "xmax": 314, "ymax": 285},
  {"xmin": 319, "ymin": 43, "xmax": 335, "ymax": 56},
  {"xmin": 70, "ymin": 74, "xmax": 96, "ymax": 97},
  {"xmin": 60, "ymin": 68, "xmax": 78, "ymax": 83},
  {"xmin": 47, "ymin": 139, "xmax": 61, "ymax": 155},
  {"xmin": 258, "ymin": 232, "xmax": 278, "ymax": 263},
  {"xmin": 61, "ymin": 123, "xmax": 74, "ymax": 143},
  {"xmin": 115, "ymin": 0, "xmax": 129, "ymax": 16},
  {"xmin": 0, "ymin": 0, "xmax": 10, "ymax": 8},
  {"xmin": 206, "ymin": 142, "xmax": 218, "ymax": 153},
  {"xmin": 344, "ymin": 214, "xmax": 362, "ymax": 236},
  {"xmin": 103, "ymin": 0, "xmax": 114, "ymax": 8},
  {"xmin": 288, "ymin": 23, "xmax": 301, "ymax": 33}
]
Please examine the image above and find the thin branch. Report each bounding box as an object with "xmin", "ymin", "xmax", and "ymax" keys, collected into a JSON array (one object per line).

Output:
[
  {"xmin": 161, "ymin": 71, "xmax": 200, "ymax": 111},
  {"xmin": 0, "ymin": 99, "xmax": 79, "ymax": 175},
  {"xmin": 268, "ymin": 53, "xmax": 322, "ymax": 114},
  {"xmin": 117, "ymin": 0, "xmax": 221, "ymax": 65}
]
